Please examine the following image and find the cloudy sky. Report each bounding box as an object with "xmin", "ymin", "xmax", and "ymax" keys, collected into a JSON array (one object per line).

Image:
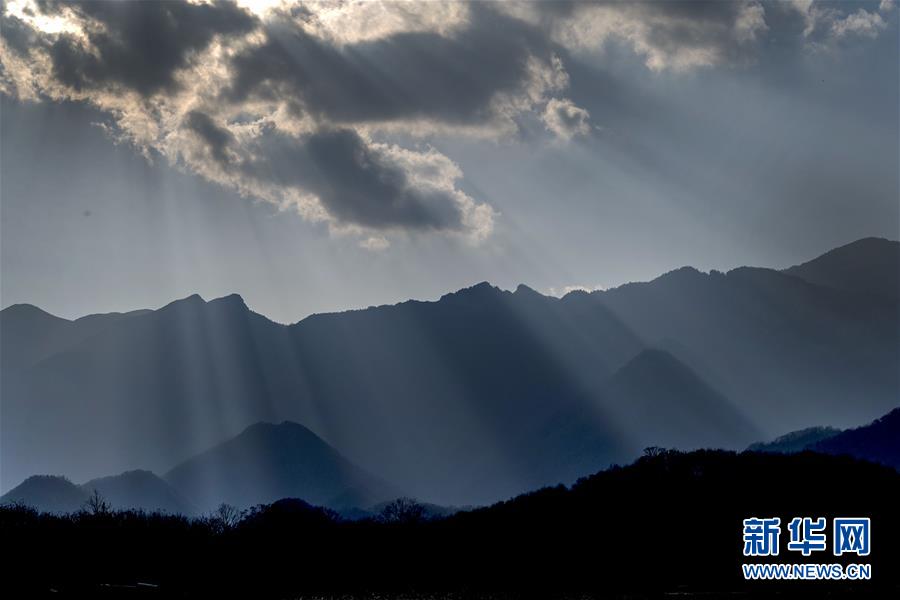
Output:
[{"xmin": 1, "ymin": 0, "xmax": 897, "ymax": 323}]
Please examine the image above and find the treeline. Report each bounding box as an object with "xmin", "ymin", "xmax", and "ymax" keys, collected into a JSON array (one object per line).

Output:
[{"xmin": 2, "ymin": 450, "xmax": 898, "ymax": 598}]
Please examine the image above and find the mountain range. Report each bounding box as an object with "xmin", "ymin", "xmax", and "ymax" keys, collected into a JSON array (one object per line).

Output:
[
  {"xmin": 0, "ymin": 470, "xmax": 193, "ymax": 514},
  {"xmin": 164, "ymin": 420, "xmax": 398, "ymax": 510},
  {"xmin": 0, "ymin": 421, "xmax": 396, "ymax": 514},
  {"xmin": 5, "ymin": 403, "xmax": 897, "ymax": 516},
  {"xmin": 747, "ymin": 426, "xmax": 843, "ymax": 454},
  {"xmin": 2, "ymin": 237, "xmax": 897, "ymax": 505},
  {"xmin": 748, "ymin": 407, "xmax": 900, "ymax": 470}
]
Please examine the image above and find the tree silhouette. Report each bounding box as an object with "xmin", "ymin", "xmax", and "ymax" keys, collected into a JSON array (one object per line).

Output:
[
  {"xmin": 83, "ymin": 489, "xmax": 110, "ymax": 515},
  {"xmin": 377, "ymin": 497, "xmax": 427, "ymax": 524},
  {"xmin": 642, "ymin": 445, "xmax": 667, "ymax": 458},
  {"xmin": 2, "ymin": 450, "xmax": 898, "ymax": 598},
  {"xmin": 207, "ymin": 502, "xmax": 243, "ymax": 533}
]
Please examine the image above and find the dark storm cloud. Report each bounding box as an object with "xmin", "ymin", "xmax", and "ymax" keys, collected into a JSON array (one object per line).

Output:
[
  {"xmin": 2, "ymin": 1, "xmax": 893, "ymax": 244},
  {"xmin": 38, "ymin": 0, "xmax": 257, "ymax": 96},
  {"xmin": 0, "ymin": 11, "xmax": 35, "ymax": 56},
  {"xmin": 183, "ymin": 110, "xmax": 469, "ymax": 232},
  {"xmin": 184, "ymin": 110, "xmax": 235, "ymax": 165},
  {"xmin": 228, "ymin": 7, "xmax": 547, "ymax": 126},
  {"xmin": 242, "ymin": 128, "xmax": 466, "ymax": 231}
]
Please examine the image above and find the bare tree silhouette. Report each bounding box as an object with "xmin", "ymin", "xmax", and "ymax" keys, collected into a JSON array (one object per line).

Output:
[
  {"xmin": 643, "ymin": 446, "xmax": 667, "ymax": 458},
  {"xmin": 83, "ymin": 489, "xmax": 111, "ymax": 515},
  {"xmin": 207, "ymin": 503, "xmax": 243, "ymax": 533},
  {"xmin": 378, "ymin": 497, "xmax": 427, "ymax": 524}
]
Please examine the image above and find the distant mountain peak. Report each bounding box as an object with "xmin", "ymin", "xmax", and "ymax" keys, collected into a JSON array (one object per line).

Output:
[
  {"xmin": 513, "ymin": 284, "xmax": 549, "ymax": 300},
  {"xmin": 0, "ymin": 303, "xmax": 67, "ymax": 321},
  {"xmin": 747, "ymin": 426, "xmax": 843, "ymax": 454},
  {"xmin": 612, "ymin": 348, "xmax": 710, "ymax": 389},
  {"xmin": 18, "ymin": 474, "xmax": 74, "ymax": 486},
  {"xmin": 208, "ymin": 293, "xmax": 248, "ymax": 309},
  {"xmin": 782, "ymin": 237, "xmax": 899, "ymax": 299},
  {"xmin": 606, "ymin": 348, "xmax": 760, "ymax": 450},
  {"xmin": 164, "ymin": 419, "xmax": 398, "ymax": 511},
  {"xmin": 650, "ymin": 266, "xmax": 706, "ymax": 286},
  {"xmin": 158, "ymin": 293, "xmax": 252, "ymax": 314},
  {"xmin": 829, "ymin": 236, "xmax": 895, "ymax": 251},
  {"xmin": 73, "ymin": 308, "xmax": 152, "ymax": 323},
  {"xmin": 811, "ymin": 407, "xmax": 900, "ymax": 470},
  {"xmin": 240, "ymin": 420, "xmax": 317, "ymax": 437},
  {"xmin": 667, "ymin": 265, "xmax": 703, "ymax": 275},
  {"xmin": 440, "ymin": 281, "xmax": 502, "ymax": 301},
  {"xmin": 745, "ymin": 405, "xmax": 900, "ymax": 469},
  {"xmin": 463, "ymin": 281, "xmax": 497, "ymax": 293},
  {"xmin": 1, "ymin": 474, "xmax": 87, "ymax": 513},
  {"xmin": 81, "ymin": 469, "xmax": 196, "ymax": 515},
  {"xmin": 162, "ymin": 294, "xmax": 206, "ymax": 310}
]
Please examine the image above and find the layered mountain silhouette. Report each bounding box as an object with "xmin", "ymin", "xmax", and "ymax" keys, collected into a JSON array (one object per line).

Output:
[
  {"xmin": 747, "ymin": 426, "xmax": 842, "ymax": 453},
  {"xmin": 82, "ymin": 470, "xmax": 196, "ymax": 515},
  {"xmin": 0, "ymin": 470, "xmax": 193, "ymax": 514},
  {"xmin": 164, "ymin": 421, "xmax": 399, "ymax": 511},
  {"xmin": 602, "ymin": 349, "xmax": 757, "ymax": 450},
  {"xmin": 0, "ymin": 476, "xmax": 87, "ymax": 513},
  {"xmin": 812, "ymin": 407, "xmax": 900, "ymax": 469},
  {"xmin": 1, "ymin": 422, "xmax": 395, "ymax": 514},
  {"xmin": 6, "ymin": 450, "xmax": 899, "ymax": 597},
  {"xmin": 0, "ymin": 303, "xmax": 150, "ymax": 372},
  {"xmin": 746, "ymin": 407, "xmax": 900, "ymax": 471},
  {"xmin": 2, "ymin": 237, "xmax": 897, "ymax": 505},
  {"xmin": 782, "ymin": 237, "xmax": 900, "ymax": 299}
]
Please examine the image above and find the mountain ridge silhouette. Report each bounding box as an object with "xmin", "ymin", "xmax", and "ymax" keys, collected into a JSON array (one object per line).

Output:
[
  {"xmin": 2, "ymin": 237, "xmax": 897, "ymax": 505},
  {"xmin": 164, "ymin": 420, "xmax": 400, "ymax": 511},
  {"xmin": 5, "ymin": 404, "xmax": 897, "ymax": 515}
]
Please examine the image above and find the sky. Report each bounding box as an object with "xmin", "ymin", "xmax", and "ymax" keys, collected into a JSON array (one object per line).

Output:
[{"xmin": 1, "ymin": 0, "xmax": 897, "ymax": 324}]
